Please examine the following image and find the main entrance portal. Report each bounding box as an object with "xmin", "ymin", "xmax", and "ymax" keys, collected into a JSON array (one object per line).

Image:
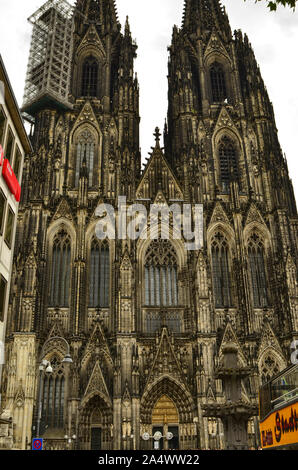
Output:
[
  {"xmin": 140, "ymin": 377, "xmax": 196, "ymax": 450},
  {"xmin": 151, "ymin": 395, "xmax": 179, "ymax": 450}
]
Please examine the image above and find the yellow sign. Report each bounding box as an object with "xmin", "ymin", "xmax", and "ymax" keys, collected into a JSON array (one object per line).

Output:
[{"xmin": 260, "ymin": 402, "xmax": 298, "ymax": 449}]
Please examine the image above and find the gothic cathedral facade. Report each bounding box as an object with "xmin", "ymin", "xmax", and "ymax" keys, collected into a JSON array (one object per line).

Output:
[{"xmin": 1, "ymin": 0, "xmax": 298, "ymax": 450}]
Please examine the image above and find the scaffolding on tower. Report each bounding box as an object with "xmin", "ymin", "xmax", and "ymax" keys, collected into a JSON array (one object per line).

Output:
[{"xmin": 22, "ymin": 0, "xmax": 74, "ymax": 121}]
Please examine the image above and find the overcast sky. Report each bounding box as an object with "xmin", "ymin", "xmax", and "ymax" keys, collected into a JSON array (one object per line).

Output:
[{"xmin": 0, "ymin": 0, "xmax": 297, "ymax": 198}]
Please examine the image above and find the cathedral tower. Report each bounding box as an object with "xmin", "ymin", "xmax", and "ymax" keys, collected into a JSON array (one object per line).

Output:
[{"xmin": 1, "ymin": 0, "xmax": 297, "ymax": 450}]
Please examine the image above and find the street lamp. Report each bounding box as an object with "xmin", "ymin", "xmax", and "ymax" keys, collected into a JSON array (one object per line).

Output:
[
  {"xmin": 130, "ymin": 430, "xmax": 134, "ymax": 451},
  {"xmin": 62, "ymin": 354, "xmax": 73, "ymax": 364},
  {"xmin": 36, "ymin": 360, "xmax": 53, "ymax": 437},
  {"xmin": 39, "ymin": 337, "xmax": 73, "ymax": 365},
  {"xmin": 45, "ymin": 362, "xmax": 53, "ymax": 374},
  {"xmin": 64, "ymin": 434, "xmax": 77, "ymax": 450},
  {"xmin": 142, "ymin": 431, "xmax": 173, "ymax": 450}
]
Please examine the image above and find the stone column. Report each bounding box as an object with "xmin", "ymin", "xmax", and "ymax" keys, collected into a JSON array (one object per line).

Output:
[{"xmin": 202, "ymin": 344, "xmax": 258, "ymax": 450}]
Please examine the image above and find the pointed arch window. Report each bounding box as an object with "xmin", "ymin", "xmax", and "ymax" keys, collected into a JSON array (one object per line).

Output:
[
  {"xmin": 260, "ymin": 354, "xmax": 280, "ymax": 385},
  {"xmin": 75, "ymin": 129, "xmax": 95, "ymax": 187},
  {"xmin": 211, "ymin": 232, "xmax": 233, "ymax": 308},
  {"xmin": 210, "ymin": 62, "xmax": 227, "ymax": 103},
  {"xmin": 81, "ymin": 56, "xmax": 98, "ymax": 97},
  {"xmin": 42, "ymin": 357, "xmax": 65, "ymax": 429},
  {"xmin": 247, "ymin": 233, "xmax": 268, "ymax": 308},
  {"xmin": 218, "ymin": 136, "xmax": 239, "ymax": 191},
  {"xmin": 89, "ymin": 239, "xmax": 110, "ymax": 308},
  {"xmin": 50, "ymin": 230, "xmax": 71, "ymax": 307},
  {"xmin": 144, "ymin": 240, "xmax": 178, "ymax": 307}
]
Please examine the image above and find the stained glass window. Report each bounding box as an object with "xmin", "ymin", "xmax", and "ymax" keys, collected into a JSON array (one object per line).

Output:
[
  {"xmin": 75, "ymin": 129, "xmax": 95, "ymax": 187},
  {"xmin": 89, "ymin": 239, "xmax": 110, "ymax": 308},
  {"xmin": 218, "ymin": 136, "xmax": 238, "ymax": 191},
  {"xmin": 42, "ymin": 358, "xmax": 65, "ymax": 429},
  {"xmin": 81, "ymin": 56, "xmax": 98, "ymax": 97},
  {"xmin": 210, "ymin": 62, "xmax": 227, "ymax": 103},
  {"xmin": 248, "ymin": 233, "xmax": 268, "ymax": 308},
  {"xmin": 211, "ymin": 232, "xmax": 233, "ymax": 308},
  {"xmin": 50, "ymin": 230, "xmax": 71, "ymax": 307},
  {"xmin": 144, "ymin": 240, "xmax": 178, "ymax": 307}
]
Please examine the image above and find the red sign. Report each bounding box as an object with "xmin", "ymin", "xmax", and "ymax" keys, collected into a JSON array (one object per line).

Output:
[
  {"xmin": 32, "ymin": 438, "xmax": 43, "ymax": 450},
  {"xmin": 2, "ymin": 159, "xmax": 21, "ymax": 202},
  {"xmin": 0, "ymin": 145, "xmax": 4, "ymax": 166}
]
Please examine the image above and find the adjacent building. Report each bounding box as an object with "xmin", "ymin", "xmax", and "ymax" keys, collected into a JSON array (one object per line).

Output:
[
  {"xmin": 0, "ymin": 54, "xmax": 32, "ymax": 447},
  {"xmin": 1, "ymin": 0, "xmax": 298, "ymax": 450}
]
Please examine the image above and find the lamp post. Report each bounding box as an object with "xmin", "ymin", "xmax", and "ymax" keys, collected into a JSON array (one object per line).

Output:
[
  {"xmin": 142, "ymin": 431, "xmax": 173, "ymax": 450},
  {"xmin": 36, "ymin": 359, "xmax": 53, "ymax": 438},
  {"xmin": 64, "ymin": 434, "xmax": 77, "ymax": 450},
  {"xmin": 130, "ymin": 430, "xmax": 134, "ymax": 451},
  {"xmin": 36, "ymin": 337, "xmax": 73, "ymax": 439}
]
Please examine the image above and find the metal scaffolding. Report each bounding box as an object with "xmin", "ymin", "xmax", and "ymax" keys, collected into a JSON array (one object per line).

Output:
[{"xmin": 22, "ymin": 0, "xmax": 74, "ymax": 118}]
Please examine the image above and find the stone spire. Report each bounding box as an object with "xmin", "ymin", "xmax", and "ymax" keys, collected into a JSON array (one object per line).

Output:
[
  {"xmin": 74, "ymin": 0, "xmax": 120, "ymax": 33},
  {"xmin": 182, "ymin": 0, "xmax": 231, "ymax": 40}
]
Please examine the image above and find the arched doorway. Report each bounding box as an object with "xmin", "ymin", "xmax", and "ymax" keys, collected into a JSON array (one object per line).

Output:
[
  {"xmin": 90, "ymin": 409, "xmax": 102, "ymax": 450},
  {"xmin": 152, "ymin": 395, "xmax": 179, "ymax": 450},
  {"xmin": 140, "ymin": 377, "xmax": 196, "ymax": 450},
  {"xmin": 79, "ymin": 394, "xmax": 113, "ymax": 450}
]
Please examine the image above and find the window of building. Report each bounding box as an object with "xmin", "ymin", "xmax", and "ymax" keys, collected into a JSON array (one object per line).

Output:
[
  {"xmin": 4, "ymin": 205, "xmax": 14, "ymax": 248},
  {"xmin": 5, "ymin": 127, "xmax": 14, "ymax": 163},
  {"xmin": 144, "ymin": 240, "xmax": 178, "ymax": 307},
  {"xmin": 0, "ymin": 190, "xmax": 6, "ymax": 234},
  {"xmin": 218, "ymin": 136, "xmax": 239, "ymax": 191},
  {"xmin": 260, "ymin": 354, "xmax": 280, "ymax": 385},
  {"xmin": 145, "ymin": 310, "xmax": 181, "ymax": 334},
  {"xmin": 0, "ymin": 275, "xmax": 7, "ymax": 322},
  {"xmin": 89, "ymin": 239, "xmax": 110, "ymax": 308},
  {"xmin": 210, "ymin": 62, "xmax": 227, "ymax": 103},
  {"xmin": 42, "ymin": 357, "xmax": 65, "ymax": 429},
  {"xmin": 13, "ymin": 146, "xmax": 22, "ymax": 180},
  {"xmin": 0, "ymin": 107, "xmax": 6, "ymax": 147},
  {"xmin": 50, "ymin": 230, "xmax": 71, "ymax": 307},
  {"xmin": 81, "ymin": 56, "xmax": 98, "ymax": 97},
  {"xmin": 247, "ymin": 233, "xmax": 268, "ymax": 308},
  {"xmin": 75, "ymin": 129, "xmax": 95, "ymax": 187},
  {"xmin": 211, "ymin": 232, "xmax": 233, "ymax": 308}
]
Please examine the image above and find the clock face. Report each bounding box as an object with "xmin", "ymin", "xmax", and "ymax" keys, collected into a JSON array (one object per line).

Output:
[{"xmin": 142, "ymin": 432, "xmax": 150, "ymax": 441}]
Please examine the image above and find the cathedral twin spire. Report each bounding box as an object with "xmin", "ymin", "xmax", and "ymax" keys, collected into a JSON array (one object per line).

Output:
[
  {"xmin": 75, "ymin": 1, "xmax": 231, "ymax": 37},
  {"xmin": 182, "ymin": 0, "xmax": 231, "ymax": 39},
  {"xmin": 74, "ymin": 1, "xmax": 232, "ymax": 45},
  {"xmin": 75, "ymin": 0, "xmax": 119, "ymax": 33}
]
